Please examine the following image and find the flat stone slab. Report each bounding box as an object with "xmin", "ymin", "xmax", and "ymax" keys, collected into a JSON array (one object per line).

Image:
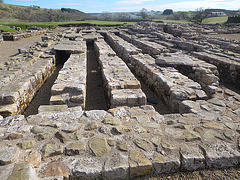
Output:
[{"xmin": 156, "ymin": 55, "xmax": 197, "ymax": 66}]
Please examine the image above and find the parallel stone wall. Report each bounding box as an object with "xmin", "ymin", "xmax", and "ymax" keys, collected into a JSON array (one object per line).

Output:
[
  {"xmin": 94, "ymin": 38, "xmax": 146, "ymax": 108},
  {"xmin": 104, "ymin": 32, "xmax": 208, "ymax": 112},
  {"xmin": 50, "ymin": 51, "xmax": 87, "ymax": 109},
  {"xmin": 0, "ymin": 57, "xmax": 55, "ymax": 117},
  {"xmin": 192, "ymin": 51, "xmax": 240, "ymax": 89}
]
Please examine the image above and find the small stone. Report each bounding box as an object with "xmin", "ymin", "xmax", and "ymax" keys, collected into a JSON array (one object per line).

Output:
[
  {"xmin": 156, "ymin": 147, "xmax": 161, "ymax": 153},
  {"xmin": 200, "ymin": 142, "xmax": 240, "ymax": 169},
  {"xmin": 167, "ymin": 120, "xmax": 174, "ymax": 125},
  {"xmin": 203, "ymin": 130, "xmax": 225, "ymax": 140},
  {"xmin": 207, "ymin": 98, "xmax": 226, "ymax": 107},
  {"xmin": 41, "ymin": 142, "xmax": 63, "ymax": 158},
  {"xmin": 152, "ymin": 153, "xmax": 180, "ymax": 174},
  {"xmin": 103, "ymin": 115, "xmax": 121, "ymax": 125},
  {"xmin": 129, "ymin": 150, "xmax": 152, "ymax": 179},
  {"xmin": 161, "ymin": 141, "xmax": 177, "ymax": 151},
  {"xmin": 43, "ymin": 162, "xmax": 69, "ymax": 178},
  {"xmin": 65, "ymin": 142, "xmax": 86, "ymax": 156},
  {"xmin": 7, "ymin": 162, "xmax": 37, "ymax": 180},
  {"xmin": 111, "ymin": 126, "xmax": 132, "ymax": 135},
  {"xmin": 55, "ymin": 131, "xmax": 68, "ymax": 143},
  {"xmin": 151, "ymin": 136, "xmax": 161, "ymax": 147},
  {"xmin": 89, "ymin": 137, "xmax": 110, "ymax": 157},
  {"xmin": 61, "ymin": 123, "xmax": 83, "ymax": 133},
  {"xmin": 134, "ymin": 138, "xmax": 153, "ymax": 151},
  {"xmin": 24, "ymin": 151, "xmax": 41, "ymax": 168},
  {"xmin": 85, "ymin": 110, "xmax": 107, "ymax": 120},
  {"xmin": 72, "ymin": 157, "xmax": 103, "ymax": 179},
  {"xmin": 0, "ymin": 146, "xmax": 20, "ymax": 165},
  {"xmin": 103, "ymin": 151, "xmax": 129, "ymax": 180},
  {"xmin": 180, "ymin": 144, "xmax": 205, "ymax": 171},
  {"xmin": 181, "ymin": 131, "xmax": 201, "ymax": 142},
  {"xmin": 174, "ymin": 125, "xmax": 186, "ymax": 129},
  {"xmin": 71, "ymin": 130, "xmax": 82, "ymax": 140},
  {"xmin": 32, "ymin": 126, "xmax": 56, "ymax": 140},
  {"xmin": 224, "ymin": 130, "xmax": 235, "ymax": 140},
  {"xmin": 224, "ymin": 122, "xmax": 236, "ymax": 130},
  {"xmin": 203, "ymin": 122, "xmax": 224, "ymax": 130},
  {"xmin": 7, "ymin": 133, "xmax": 23, "ymax": 140},
  {"xmin": 193, "ymin": 127, "xmax": 204, "ymax": 134},
  {"xmin": 0, "ymin": 164, "xmax": 14, "ymax": 180},
  {"xmin": 117, "ymin": 141, "xmax": 128, "ymax": 151},
  {"xmin": 107, "ymin": 139, "xmax": 116, "ymax": 146},
  {"xmin": 84, "ymin": 122, "xmax": 98, "ymax": 131},
  {"xmin": 17, "ymin": 138, "xmax": 36, "ymax": 150}
]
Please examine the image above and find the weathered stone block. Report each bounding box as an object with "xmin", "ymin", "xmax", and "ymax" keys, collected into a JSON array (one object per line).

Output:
[{"xmin": 129, "ymin": 150, "xmax": 152, "ymax": 178}]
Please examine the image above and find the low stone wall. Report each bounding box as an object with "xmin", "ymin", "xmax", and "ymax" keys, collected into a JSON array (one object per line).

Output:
[
  {"xmin": 50, "ymin": 51, "xmax": 87, "ymax": 109},
  {"xmin": 0, "ymin": 56, "xmax": 55, "ymax": 117},
  {"xmin": 2, "ymin": 30, "xmax": 47, "ymax": 41},
  {"xmin": 156, "ymin": 54, "xmax": 219, "ymax": 97},
  {"xmin": 94, "ymin": 39, "xmax": 146, "ymax": 108},
  {"xmin": 105, "ymin": 32, "xmax": 206, "ymax": 112},
  {"xmin": 118, "ymin": 31, "xmax": 168, "ymax": 58},
  {"xmin": 192, "ymin": 51, "xmax": 240, "ymax": 89}
]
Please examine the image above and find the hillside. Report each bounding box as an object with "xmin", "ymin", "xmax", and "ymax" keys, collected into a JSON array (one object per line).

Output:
[{"xmin": 0, "ymin": 3, "xmax": 93, "ymax": 22}]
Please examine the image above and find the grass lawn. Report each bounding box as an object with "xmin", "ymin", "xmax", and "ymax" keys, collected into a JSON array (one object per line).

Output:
[
  {"xmin": 202, "ymin": 16, "xmax": 228, "ymax": 24},
  {"xmin": 0, "ymin": 25, "xmax": 17, "ymax": 32},
  {"xmin": 0, "ymin": 20, "xmax": 135, "ymax": 30}
]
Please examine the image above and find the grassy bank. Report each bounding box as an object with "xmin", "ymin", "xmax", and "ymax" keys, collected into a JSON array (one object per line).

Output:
[
  {"xmin": 0, "ymin": 25, "xmax": 17, "ymax": 32},
  {"xmin": 0, "ymin": 20, "xmax": 135, "ymax": 30},
  {"xmin": 202, "ymin": 16, "xmax": 228, "ymax": 24}
]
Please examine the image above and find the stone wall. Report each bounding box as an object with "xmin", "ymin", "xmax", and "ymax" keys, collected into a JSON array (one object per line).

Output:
[{"xmin": 94, "ymin": 38, "xmax": 146, "ymax": 108}]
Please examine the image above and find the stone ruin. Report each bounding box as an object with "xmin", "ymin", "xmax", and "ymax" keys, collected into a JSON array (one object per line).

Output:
[{"xmin": 0, "ymin": 22, "xmax": 240, "ymax": 179}]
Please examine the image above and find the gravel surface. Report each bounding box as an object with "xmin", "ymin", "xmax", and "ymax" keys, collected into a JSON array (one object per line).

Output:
[{"xmin": 0, "ymin": 27, "xmax": 66, "ymax": 64}]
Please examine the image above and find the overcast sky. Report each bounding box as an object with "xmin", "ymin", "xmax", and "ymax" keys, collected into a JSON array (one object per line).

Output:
[{"xmin": 4, "ymin": 0, "xmax": 240, "ymax": 13}]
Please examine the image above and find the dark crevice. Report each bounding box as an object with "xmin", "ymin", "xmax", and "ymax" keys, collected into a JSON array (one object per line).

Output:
[
  {"xmin": 24, "ymin": 51, "xmax": 70, "ymax": 117},
  {"xmin": 85, "ymin": 42, "xmax": 108, "ymax": 111}
]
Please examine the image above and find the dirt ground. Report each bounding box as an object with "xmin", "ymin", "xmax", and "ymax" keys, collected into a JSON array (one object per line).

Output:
[
  {"xmin": 0, "ymin": 27, "xmax": 66, "ymax": 63},
  {"xmin": 207, "ymin": 33, "xmax": 240, "ymax": 41}
]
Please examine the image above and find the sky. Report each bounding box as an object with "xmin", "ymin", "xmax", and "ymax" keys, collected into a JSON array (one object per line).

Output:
[{"xmin": 4, "ymin": 0, "xmax": 240, "ymax": 13}]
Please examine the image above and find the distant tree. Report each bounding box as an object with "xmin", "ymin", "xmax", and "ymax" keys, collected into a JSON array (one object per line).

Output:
[
  {"xmin": 140, "ymin": 8, "xmax": 148, "ymax": 19},
  {"xmin": 100, "ymin": 11, "xmax": 113, "ymax": 20},
  {"xmin": 115, "ymin": 12, "xmax": 131, "ymax": 21},
  {"xmin": 173, "ymin": 12, "xmax": 189, "ymax": 20},
  {"xmin": 0, "ymin": 0, "xmax": 3, "ymax": 3},
  {"xmin": 162, "ymin": 9, "xmax": 173, "ymax": 15},
  {"xmin": 191, "ymin": 8, "xmax": 210, "ymax": 23}
]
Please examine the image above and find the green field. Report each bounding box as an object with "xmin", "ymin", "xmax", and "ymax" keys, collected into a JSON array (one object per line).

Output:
[
  {"xmin": 0, "ymin": 25, "xmax": 17, "ymax": 32},
  {"xmin": 202, "ymin": 16, "xmax": 228, "ymax": 24},
  {"xmin": 0, "ymin": 20, "xmax": 135, "ymax": 30}
]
